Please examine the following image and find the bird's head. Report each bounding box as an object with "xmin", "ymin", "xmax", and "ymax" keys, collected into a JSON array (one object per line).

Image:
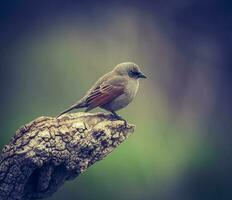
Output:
[{"xmin": 113, "ymin": 62, "xmax": 147, "ymax": 79}]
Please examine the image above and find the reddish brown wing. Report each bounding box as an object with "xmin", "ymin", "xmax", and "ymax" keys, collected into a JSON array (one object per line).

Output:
[{"xmin": 85, "ymin": 84, "xmax": 124, "ymax": 111}]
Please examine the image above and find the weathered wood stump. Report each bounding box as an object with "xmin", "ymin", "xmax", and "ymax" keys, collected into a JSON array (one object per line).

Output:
[{"xmin": 0, "ymin": 112, "xmax": 134, "ymax": 200}]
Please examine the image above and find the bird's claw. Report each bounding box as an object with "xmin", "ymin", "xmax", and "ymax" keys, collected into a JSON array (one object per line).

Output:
[
  {"xmin": 122, "ymin": 119, "xmax": 128, "ymax": 127},
  {"xmin": 110, "ymin": 114, "xmax": 128, "ymax": 127}
]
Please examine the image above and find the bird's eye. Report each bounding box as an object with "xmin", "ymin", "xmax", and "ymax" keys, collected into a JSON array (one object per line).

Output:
[{"xmin": 129, "ymin": 70, "xmax": 139, "ymax": 78}]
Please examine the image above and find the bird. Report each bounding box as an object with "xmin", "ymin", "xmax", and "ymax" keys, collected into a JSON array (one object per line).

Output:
[{"xmin": 56, "ymin": 62, "xmax": 146, "ymax": 122}]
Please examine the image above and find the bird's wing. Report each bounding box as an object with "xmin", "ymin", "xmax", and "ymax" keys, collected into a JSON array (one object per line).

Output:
[{"xmin": 85, "ymin": 79, "xmax": 125, "ymax": 112}]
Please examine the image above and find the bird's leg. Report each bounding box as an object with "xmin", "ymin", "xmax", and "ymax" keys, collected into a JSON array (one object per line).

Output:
[
  {"xmin": 110, "ymin": 111, "xmax": 127, "ymax": 126},
  {"xmin": 110, "ymin": 111, "xmax": 122, "ymax": 120}
]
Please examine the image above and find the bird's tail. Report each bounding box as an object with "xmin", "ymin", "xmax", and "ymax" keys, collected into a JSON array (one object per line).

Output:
[{"xmin": 56, "ymin": 101, "xmax": 86, "ymax": 118}]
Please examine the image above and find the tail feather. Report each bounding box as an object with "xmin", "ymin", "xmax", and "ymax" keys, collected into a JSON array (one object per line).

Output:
[{"xmin": 56, "ymin": 101, "xmax": 86, "ymax": 118}]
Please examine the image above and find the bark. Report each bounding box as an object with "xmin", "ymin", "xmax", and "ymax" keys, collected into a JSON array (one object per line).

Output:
[{"xmin": 0, "ymin": 112, "xmax": 134, "ymax": 200}]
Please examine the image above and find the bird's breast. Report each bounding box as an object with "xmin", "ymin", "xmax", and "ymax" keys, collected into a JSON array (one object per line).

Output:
[
  {"xmin": 125, "ymin": 79, "xmax": 139, "ymax": 99},
  {"xmin": 101, "ymin": 79, "xmax": 139, "ymax": 111}
]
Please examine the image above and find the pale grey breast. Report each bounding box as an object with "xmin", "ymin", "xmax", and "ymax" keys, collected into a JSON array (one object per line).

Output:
[{"xmin": 102, "ymin": 78, "xmax": 139, "ymax": 111}]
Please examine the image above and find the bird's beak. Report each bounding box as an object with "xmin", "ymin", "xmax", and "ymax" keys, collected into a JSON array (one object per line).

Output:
[{"xmin": 138, "ymin": 72, "xmax": 147, "ymax": 78}]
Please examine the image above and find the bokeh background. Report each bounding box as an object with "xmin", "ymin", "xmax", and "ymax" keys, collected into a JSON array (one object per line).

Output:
[{"xmin": 0, "ymin": 0, "xmax": 231, "ymax": 200}]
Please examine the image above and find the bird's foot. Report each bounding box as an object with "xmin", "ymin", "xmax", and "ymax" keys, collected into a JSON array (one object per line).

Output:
[{"xmin": 110, "ymin": 112, "xmax": 128, "ymax": 127}]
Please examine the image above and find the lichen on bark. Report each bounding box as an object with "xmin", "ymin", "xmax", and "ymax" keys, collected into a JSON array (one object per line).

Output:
[{"xmin": 0, "ymin": 112, "xmax": 134, "ymax": 200}]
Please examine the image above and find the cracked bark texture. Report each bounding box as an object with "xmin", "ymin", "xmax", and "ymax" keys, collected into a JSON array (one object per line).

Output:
[{"xmin": 0, "ymin": 112, "xmax": 134, "ymax": 200}]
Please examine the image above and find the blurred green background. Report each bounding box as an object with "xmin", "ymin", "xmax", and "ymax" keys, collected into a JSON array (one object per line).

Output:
[{"xmin": 0, "ymin": 0, "xmax": 231, "ymax": 200}]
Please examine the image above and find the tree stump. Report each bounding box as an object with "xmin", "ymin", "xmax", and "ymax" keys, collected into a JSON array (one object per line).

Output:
[{"xmin": 0, "ymin": 112, "xmax": 134, "ymax": 200}]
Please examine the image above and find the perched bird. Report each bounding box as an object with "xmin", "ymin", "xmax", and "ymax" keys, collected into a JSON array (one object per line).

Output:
[{"xmin": 57, "ymin": 62, "xmax": 146, "ymax": 121}]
